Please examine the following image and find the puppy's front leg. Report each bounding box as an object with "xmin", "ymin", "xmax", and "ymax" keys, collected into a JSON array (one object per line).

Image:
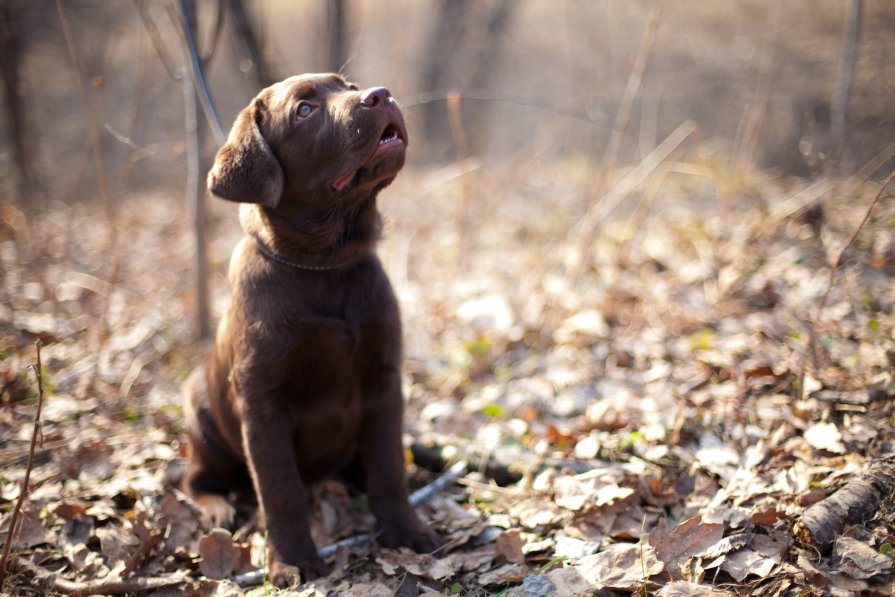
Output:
[
  {"xmin": 360, "ymin": 369, "xmax": 441, "ymax": 553},
  {"xmin": 241, "ymin": 413, "xmax": 329, "ymax": 587}
]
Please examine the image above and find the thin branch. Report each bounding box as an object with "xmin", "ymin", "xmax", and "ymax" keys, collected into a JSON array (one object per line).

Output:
[
  {"xmin": 446, "ymin": 91, "xmax": 473, "ymax": 273},
  {"xmin": 173, "ymin": 0, "xmax": 226, "ymax": 146},
  {"xmin": 816, "ymin": 168, "xmax": 895, "ymax": 319},
  {"xmin": 54, "ymin": 0, "xmax": 111, "ymax": 212},
  {"xmin": 56, "ymin": 0, "xmax": 123, "ymax": 398},
  {"xmin": 0, "ymin": 341, "xmax": 46, "ymax": 585},
  {"xmin": 799, "ymin": 168, "xmax": 895, "ymax": 398},
  {"xmin": 134, "ymin": 0, "xmax": 180, "ymax": 80},
  {"xmin": 830, "ymin": 0, "xmax": 863, "ymax": 170},
  {"xmin": 201, "ymin": 0, "xmax": 227, "ymax": 64},
  {"xmin": 402, "ymin": 88, "xmax": 610, "ymax": 131}
]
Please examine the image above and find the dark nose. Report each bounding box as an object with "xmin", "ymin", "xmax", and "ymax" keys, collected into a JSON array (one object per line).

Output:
[{"xmin": 360, "ymin": 86, "xmax": 392, "ymax": 108}]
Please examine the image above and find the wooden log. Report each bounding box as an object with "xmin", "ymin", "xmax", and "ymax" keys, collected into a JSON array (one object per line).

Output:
[{"xmin": 794, "ymin": 457, "xmax": 895, "ymax": 553}]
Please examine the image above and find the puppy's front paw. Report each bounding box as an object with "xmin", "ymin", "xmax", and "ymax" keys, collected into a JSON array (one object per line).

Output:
[
  {"xmin": 379, "ymin": 513, "xmax": 441, "ymax": 554},
  {"xmin": 269, "ymin": 556, "xmax": 331, "ymax": 588}
]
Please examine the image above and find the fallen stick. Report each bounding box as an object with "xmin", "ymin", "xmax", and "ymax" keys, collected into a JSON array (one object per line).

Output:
[
  {"xmin": 230, "ymin": 461, "xmax": 467, "ymax": 588},
  {"xmin": 16, "ymin": 558, "xmax": 187, "ymax": 596},
  {"xmin": 411, "ymin": 432, "xmax": 614, "ymax": 485},
  {"xmin": 794, "ymin": 457, "xmax": 895, "ymax": 554}
]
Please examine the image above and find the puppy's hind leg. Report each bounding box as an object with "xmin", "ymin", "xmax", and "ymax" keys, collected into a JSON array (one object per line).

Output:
[{"xmin": 182, "ymin": 367, "xmax": 243, "ymax": 529}]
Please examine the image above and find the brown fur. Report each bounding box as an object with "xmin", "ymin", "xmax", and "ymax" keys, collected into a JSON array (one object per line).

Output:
[{"xmin": 183, "ymin": 73, "xmax": 439, "ymax": 587}]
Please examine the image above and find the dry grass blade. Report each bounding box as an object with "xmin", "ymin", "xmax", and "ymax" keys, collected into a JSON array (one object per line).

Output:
[{"xmin": 596, "ymin": 2, "xmax": 662, "ymax": 191}]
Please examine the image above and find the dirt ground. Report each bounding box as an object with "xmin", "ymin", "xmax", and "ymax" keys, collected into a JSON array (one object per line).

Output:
[{"xmin": 1, "ymin": 155, "xmax": 894, "ymax": 595}]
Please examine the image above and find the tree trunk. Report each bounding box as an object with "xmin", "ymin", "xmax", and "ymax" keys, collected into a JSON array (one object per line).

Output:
[
  {"xmin": 420, "ymin": 0, "xmax": 470, "ymax": 160},
  {"xmin": 325, "ymin": 0, "xmax": 347, "ymax": 73},
  {"xmin": 181, "ymin": 0, "xmax": 211, "ymax": 341},
  {"xmin": 830, "ymin": 0, "xmax": 863, "ymax": 172},
  {"xmin": 226, "ymin": 0, "xmax": 275, "ymax": 88},
  {"xmin": 0, "ymin": 0, "xmax": 39, "ymax": 206},
  {"xmin": 465, "ymin": 0, "xmax": 515, "ymax": 155}
]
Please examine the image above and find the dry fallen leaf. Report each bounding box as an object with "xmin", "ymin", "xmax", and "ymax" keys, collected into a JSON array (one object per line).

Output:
[
  {"xmin": 804, "ymin": 422, "xmax": 846, "ymax": 453},
  {"xmin": 376, "ymin": 547, "xmax": 455, "ymax": 580},
  {"xmin": 0, "ymin": 506, "xmax": 47, "ymax": 549},
  {"xmin": 833, "ymin": 536, "xmax": 894, "ymax": 580},
  {"xmin": 477, "ymin": 562, "xmax": 528, "ymax": 586},
  {"xmin": 649, "ymin": 516, "xmax": 724, "ymax": 578},
  {"xmin": 494, "ymin": 530, "xmax": 526, "ymax": 564},
  {"xmin": 156, "ymin": 493, "xmax": 200, "ymax": 553},
  {"xmin": 573, "ymin": 542, "xmax": 663, "ymax": 591},
  {"xmin": 198, "ymin": 528, "xmax": 250, "ymax": 580},
  {"xmin": 97, "ymin": 522, "xmax": 141, "ymax": 564}
]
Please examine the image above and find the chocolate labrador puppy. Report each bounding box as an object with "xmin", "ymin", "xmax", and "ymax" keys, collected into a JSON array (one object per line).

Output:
[{"xmin": 182, "ymin": 73, "xmax": 439, "ymax": 587}]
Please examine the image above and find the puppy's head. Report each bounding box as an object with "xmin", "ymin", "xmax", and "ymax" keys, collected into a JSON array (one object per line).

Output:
[{"xmin": 208, "ymin": 73, "xmax": 408, "ymax": 209}]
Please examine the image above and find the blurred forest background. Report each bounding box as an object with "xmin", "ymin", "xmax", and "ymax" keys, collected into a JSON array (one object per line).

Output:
[
  {"xmin": 2, "ymin": 0, "xmax": 895, "ymax": 204},
  {"xmin": 2, "ymin": 1, "xmax": 895, "ymax": 595}
]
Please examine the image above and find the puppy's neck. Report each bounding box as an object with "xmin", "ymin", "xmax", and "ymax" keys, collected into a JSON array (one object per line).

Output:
[{"xmin": 239, "ymin": 196, "xmax": 382, "ymax": 269}]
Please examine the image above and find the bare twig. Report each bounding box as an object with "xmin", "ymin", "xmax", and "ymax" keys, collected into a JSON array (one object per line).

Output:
[
  {"xmin": 202, "ymin": 0, "xmax": 227, "ymax": 64},
  {"xmin": 830, "ymin": 0, "xmax": 863, "ymax": 171},
  {"xmin": 839, "ymin": 139, "xmax": 895, "ymax": 197},
  {"xmin": 799, "ymin": 168, "xmax": 895, "ymax": 398},
  {"xmin": 134, "ymin": 0, "xmax": 180, "ymax": 80},
  {"xmin": 816, "ymin": 168, "xmax": 895, "ymax": 321},
  {"xmin": 54, "ymin": 0, "xmax": 111, "ymax": 212},
  {"xmin": 446, "ymin": 91, "xmax": 473, "ymax": 271},
  {"xmin": 117, "ymin": 26, "xmax": 149, "ymax": 191},
  {"xmin": 56, "ymin": 0, "xmax": 122, "ymax": 396},
  {"xmin": 230, "ymin": 461, "xmax": 467, "ymax": 588},
  {"xmin": 175, "ymin": 0, "xmax": 226, "ymax": 145},
  {"xmin": 403, "ymin": 89, "xmax": 609, "ymax": 130},
  {"xmin": 0, "ymin": 341, "xmax": 46, "ymax": 586}
]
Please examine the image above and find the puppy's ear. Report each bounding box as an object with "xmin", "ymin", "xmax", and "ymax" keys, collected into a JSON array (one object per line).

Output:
[{"xmin": 207, "ymin": 99, "xmax": 283, "ymax": 208}]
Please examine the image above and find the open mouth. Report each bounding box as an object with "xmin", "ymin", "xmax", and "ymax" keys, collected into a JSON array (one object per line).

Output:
[
  {"xmin": 378, "ymin": 124, "xmax": 402, "ymax": 146},
  {"xmin": 332, "ymin": 122, "xmax": 406, "ymax": 192}
]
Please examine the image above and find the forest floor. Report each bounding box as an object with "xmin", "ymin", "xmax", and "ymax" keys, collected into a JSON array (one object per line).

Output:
[{"xmin": 1, "ymin": 157, "xmax": 894, "ymax": 596}]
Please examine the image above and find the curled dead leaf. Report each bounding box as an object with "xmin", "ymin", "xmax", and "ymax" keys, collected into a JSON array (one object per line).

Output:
[{"xmin": 198, "ymin": 528, "xmax": 250, "ymax": 580}]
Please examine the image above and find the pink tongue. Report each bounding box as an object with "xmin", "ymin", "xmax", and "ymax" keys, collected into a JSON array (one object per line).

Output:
[{"xmin": 332, "ymin": 169, "xmax": 356, "ymax": 191}]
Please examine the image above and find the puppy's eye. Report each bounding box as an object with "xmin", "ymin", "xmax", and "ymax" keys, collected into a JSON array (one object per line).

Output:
[
  {"xmin": 347, "ymin": 84, "xmax": 359, "ymax": 91},
  {"xmin": 296, "ymin": 103, "xmax": 315, "ymax": 119}
]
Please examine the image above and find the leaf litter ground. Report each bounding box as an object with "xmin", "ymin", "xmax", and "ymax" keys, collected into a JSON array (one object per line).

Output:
[{"xmin": 1, "ymin": 161, "xmax": 894, "ymax": 596}]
